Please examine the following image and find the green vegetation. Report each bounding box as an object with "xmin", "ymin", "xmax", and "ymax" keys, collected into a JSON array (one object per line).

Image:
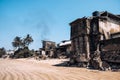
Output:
[
  {"xmin": 12, "ymin": 34, "xmax": 34, "ymax": 58},
  {"xmin": 0, "ymin": 47, "xmax": 6, "ymax": 58},
  {"xmin": 12, "ymin": 34, "xmax": 33, "ymax": 49}
]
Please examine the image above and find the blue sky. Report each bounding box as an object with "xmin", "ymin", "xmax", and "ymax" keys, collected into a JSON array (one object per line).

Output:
[{"xmin": 0, "ymin": 0, "xmax": 120, "ymax": 50}]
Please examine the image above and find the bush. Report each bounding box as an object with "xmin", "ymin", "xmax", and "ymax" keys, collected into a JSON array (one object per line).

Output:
[
  {"xmin": 0, "ymin": 48, "xmax": 6, "ymax": 58},
  {"xmin": 13, "ymin": 47, "xmax": 33, "ymax": 58}
]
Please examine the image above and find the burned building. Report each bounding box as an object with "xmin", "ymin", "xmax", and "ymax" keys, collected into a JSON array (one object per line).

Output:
[
  {"xmin": 56, "ymin": 40, "xmax": 71, "ymax": 58},
  {"xmin": 36, "ymin": 40, "xmax": 72, "ymax": 59},
  {"xmin": 41, "ymin": 40, "xmax": 56, "ymax": 58},
  {"xmin": 70, "ymin": 11, "xmax": 120, "ymax": 70},
  {"xmin": 70, "ymin": 17, "xmax": 90, "ymax": 67}
]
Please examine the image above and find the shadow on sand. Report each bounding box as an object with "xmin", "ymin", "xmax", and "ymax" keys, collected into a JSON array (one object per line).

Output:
[
  {"xmin": 53, "ymin": 60, "xmax": 70, "ymax": 67},
  {"xmin": 52, "ymin": 60, "xmax": 120, "ymax": 72}
]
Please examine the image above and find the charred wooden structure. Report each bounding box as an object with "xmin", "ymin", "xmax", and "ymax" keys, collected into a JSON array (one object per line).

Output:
[
  {"xmin": 56, "ymin": 40, "xmax": 71, "ymax": 58},
  {"xmin": 37, "ymin": 40, "xmax": 72, "ymax": 59},
  {"xmin": 34, "ymin": 40, "xmax": 56, "ymax": 60},
  {"xmin": 70, "ymin": 17, "xmax": 90, "ymax": 67},
  {"xmin": 69, "ymin": 11, "xmax": 120, "ymax": 70},
  {"xmin": 42, "ymin": 40, "xmax": 56, "ymax": 58}
]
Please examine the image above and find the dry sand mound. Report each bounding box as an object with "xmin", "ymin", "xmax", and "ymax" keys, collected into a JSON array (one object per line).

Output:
[{"xmin": 0, "ymin": 58, "xmax": 119, "ymax": 80}]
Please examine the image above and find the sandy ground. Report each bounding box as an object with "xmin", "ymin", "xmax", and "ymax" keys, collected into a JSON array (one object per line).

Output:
[{"xmin": 0, "ymin": 58, "xmax": 120, "ymax": 80}]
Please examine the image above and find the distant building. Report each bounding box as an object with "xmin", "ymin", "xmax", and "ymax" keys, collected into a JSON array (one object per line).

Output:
[{"xmin": 41, "ymin": 40, "xmax": 56, "ymax": 58}]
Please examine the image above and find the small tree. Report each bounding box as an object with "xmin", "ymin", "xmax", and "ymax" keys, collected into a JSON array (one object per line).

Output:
[
  {"xmin": 12, "ymin": 34, "xmax": 33, "ymax": 49},
  {"xmin": 12, "ymin": 34, "xmax": 33, "ymax": 58},
  {"xmin": 23, "ymin": 34, "xmax": 33, "ymax": 47},
  {"xmin": 12, "ymin": 36, "xmax": 22, "ymax": 49}
]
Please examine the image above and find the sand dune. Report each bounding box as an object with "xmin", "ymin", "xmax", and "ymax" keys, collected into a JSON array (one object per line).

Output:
[{"xmin": 0, "ymin": 58, "xmax": 119, "ymax": 80}]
